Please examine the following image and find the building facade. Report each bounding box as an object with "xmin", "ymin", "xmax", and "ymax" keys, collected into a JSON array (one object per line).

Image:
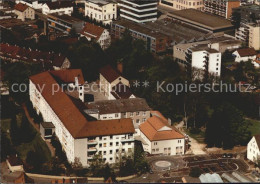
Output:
[
  {"xmin": 111, "ymin": 19, "xmax": 171, "ymax": 53},
  {"xmin": 47, "ymin": 13, "xmax": 84, "ymax": 37},
  {"xmin": 14, "ymin": 3, "xmax": 35, "ymax": 21},
  {"xmin": 232, "ymin": 48, "xmax": 257, "ymax": 62},
  {"xmin": 42, "ymin": 1, "xmax": 73, "ymax": 15},
  {"xmin": 80, "ymin": 23, "xmax": 111, "ymax": 49},
  {"xmin": 248, "ymin": 24, "xmax": 260, "ymax": 50},
  {"xmin": 159, "ymin": 0, "xmax": 204, "ymax": 11},
  {"xmin": 85, "ymin": 0, "xmax": 117, "ymax": 25},
  {"xmin": 29, "ymin": 70, "xmax": 135, "ymax": 167},
  {"xmin": 139, "ymin": 111, "xmax": 185, "ymax": 155},
  {"xmin": 247, "ymin": 135, "xmax": 260, "ymax": 163},
  {"xmin": 99, "ymin": 65, "xmax": 135, "ymax": 100},
  {"xmin": 203, "ymin": 0, "xmax": 240, "ymax": 19},
  {"xmin": 119, "ymin": 0, "xmax": 157, "ymax": 23},
  {"xmin": 85, "ymin": 98, "xmax": 151, "ymax": 132}
]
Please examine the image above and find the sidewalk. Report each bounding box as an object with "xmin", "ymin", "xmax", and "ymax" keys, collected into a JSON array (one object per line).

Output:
[{"xmin": 22, "ymin": 104, "xmax": 55, "ymax": 157}]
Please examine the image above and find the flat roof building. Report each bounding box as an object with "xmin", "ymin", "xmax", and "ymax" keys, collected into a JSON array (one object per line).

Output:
[{"xmin": 167, "ymin": 9, "xmax": 234, "ymax": 32}]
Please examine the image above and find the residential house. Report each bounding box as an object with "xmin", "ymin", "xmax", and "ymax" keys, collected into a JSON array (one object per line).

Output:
[
  {"xmin": 232, "ymin": 48, "xmax": 257, "ymax": 62},
  {"xmin": 42, "ymin": 1, "xmax": 73, "ymax": 15},
  {"xmin": 14, "ymin": 3, "xmax": 35, "ymax": 21},
  {"xmin": 99, "ymin": 65, "xmax": 135, "ymax": 100},
  {"xmin": 119, "ymin": 0, "xmax": 158, "ymax": 23},
  {"xmin": 85, "ymin": 0, "xmax": 117, "ymax": 25},
  {"xmin": 159, "ymin": 0, "xmax": 204, "ymax": 11},
  {"xmin": 247, "ymin": 134, "xmax": 260, "ymax": 163},
  {"xmin": 6, "ymin": 155, "xmax": 24, "ymax": 172},
  {"xmin": 29, "ymin": 69, "xmax": 135, "ymax": 166},
  {"xmin": 85, "ymin": 98, "xmax": 151, "ymax": 132},
  {"xmin": 80, "ymin": 23, "xmax": 111, "ymax": 49},
  {"xmin": 0, "ymin": 43, "xmax": 71, "ymax": 70},
  {"xmin": 139, "ymin": 111, "xmax": 185, "ymax": 155},
  {"xmin": 203, "ymin": 0, "xmax": 240, "ymax": 19}
]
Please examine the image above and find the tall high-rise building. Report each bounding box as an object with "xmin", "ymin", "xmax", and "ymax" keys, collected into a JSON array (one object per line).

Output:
[
  {"xmin": 159, "ymin": 0, "xmax": 204, "ymax": 11},
  {"xmin": 203, "ymin": 0, "xmax": 240, "ymax": 19},
  {"xmin": 118, "ymin": 0, "xmax": 158, "ymax": 23}
]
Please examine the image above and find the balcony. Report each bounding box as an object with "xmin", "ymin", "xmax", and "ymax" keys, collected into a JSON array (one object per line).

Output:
[
  {"xmin": 87, "ymin": 140, "xmax": 98, "ymax": 145},
  {"xmin": 87, "ymin": 155, "xmax": 95, "ymax": 159},
  {"xmin": 87, "ymin": 147, "xmax": 97, "ymax": 152}
]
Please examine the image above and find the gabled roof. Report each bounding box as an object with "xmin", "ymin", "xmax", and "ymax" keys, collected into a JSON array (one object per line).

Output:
[
  {"xmin": 99, "ymin": 65, "xmax": 121, "ymax": 83},
  {"xmin": 0, "ymin": 43, "xmax": 67, "ymax": 69},
  {"xmin": 111, "ymin": 82, "xmax": 134, "ymax": 99},
  {"xmin": 50, "ymin": 69, "xmax": 84, "ymax": 85},
  {"xmin": 254, "ymin": 134, "xmax": 260, "ymax": 149},
  {"xmin": 45, "ymin": 1, "xmax": 73, "ymax": 10},
  {"xmin": 30, "ymin": 70, "xmax": 135, "ymax": 138},
  {"xmin": 81, "ymin": 23, "xmax": 105, "ymax": 41},
  {"xmin": 140, "ymin": 112, "xmax": 185, "ymax": 141},
  {"xmin": 14, "ymin": 3, "xmax": 29, "ymax": 12},
  {"xmin": 236, "ymin": 48, "xmax": 257, "ymax": 57}
]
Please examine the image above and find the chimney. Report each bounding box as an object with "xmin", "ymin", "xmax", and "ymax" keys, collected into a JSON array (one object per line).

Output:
[{"xmin": 117, "ymin": 61, "xmax": 123, "ymax": 74}]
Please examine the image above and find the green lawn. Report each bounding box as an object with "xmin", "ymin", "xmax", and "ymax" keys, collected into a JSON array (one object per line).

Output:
[
  {"xmin": 1, "ymin": 113, "xmax": 51, "ymax": 162},
  {"xmin": 247, "ymin": 118, "xmax": 260, "ymax": 136}
]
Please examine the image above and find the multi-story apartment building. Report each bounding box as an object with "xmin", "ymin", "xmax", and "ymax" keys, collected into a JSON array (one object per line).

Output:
[
  {"xmin": 85, "ymin": 98, "xmax": 151, "ymax": 132},
  {"xmin": 203, "ymin": 0, "xmax": 240, "ymax": 19},
  {"xmin": 99, "ymin": 65, "xmax": 135, "ymax": 100},
  {"xmin": 247, "ymin": 135, "xmax": 260, "ymax": 163},
  {"xmin": 119, "ymin": 0, "xmax": 157, "ymax": 23},
  {"xmin": 248, "ymin": 23, "xmax": 260, "ymax": 50},
  {"xmin": 14, "ymin": 3, "xmax": 35, "ymax": 21},
  {"xmin": 85, "ymin": 0, "xmax": 117, "ymax": 25},
  {"xmin": 80, "ymin": 23, "xmax": 111, "ymax": 49},
  {"xmin": 159, "ymin": 0, "xmax": 204, "ymax": 11},
  {"xmin": 47, "ymin": 13, "xmax": 84, "ymax": 37},
  {"xmin": 111, "ymin": 19, "xmax": 172, "ymax": 53},
  {"xmin": 189, "ymin": 44, "xmax": 222, "ymax": 79},
  {"xmin": 140, "ymin": 111, "xmax": 185, "ymax": 155},
  {"xmin": 233, "ymin": 5, "xmax": 260, "ymax": 46},
  {"xmin": 29, "ymin": 69, "xmax": 135, "ymax": 167},
  {"xmin": 42, "ymin": 1, "xmax": 74, "ymax": 15}
]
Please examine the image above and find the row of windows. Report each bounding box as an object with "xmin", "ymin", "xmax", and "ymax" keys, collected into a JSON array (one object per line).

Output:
[
  {"xmin": 99, "ymin": 148, "xmax": 132, "ymax": 155},
  {"xmin": 98, "ymin": 142, "xmax": 132, "ymax": 148}
]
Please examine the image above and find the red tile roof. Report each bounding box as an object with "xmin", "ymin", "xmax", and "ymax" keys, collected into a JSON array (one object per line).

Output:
[
  {"xmin": 30, "ymin": 70, "xmax": 134, "ymax": 138},
  {"xmin": 14, "ymin": 3, "xmax": 29, "ymax": 12},
  {"xmin": 80, "ymin": 23, "xmax": 105, "ymax": 41},
  {"xmin": 140, "ymin": 113, "xmax": 185, "ymax": 141},
  {"xmin": 236, "ymin": 48, "xmax": 257, "ymax": 57},
  {"xmin": 111, "ymin": 82, "xmax": 134, "ymax": 99},
  {"xmin": 99, "ymin": 65, "xmax": 121, "ymax": 83},
  {"xmin": 50, "ymin": 69, "xmax": 85, "ymax": 85},
  {"xmin": 0, "ymin": 43, "xmax": 67, "ymax": 69}
]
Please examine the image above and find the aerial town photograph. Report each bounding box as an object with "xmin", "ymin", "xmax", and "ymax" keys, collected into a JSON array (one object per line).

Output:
[{"xmin": 0, "ymin": 0, "xmax": 259, "ymax": 183}]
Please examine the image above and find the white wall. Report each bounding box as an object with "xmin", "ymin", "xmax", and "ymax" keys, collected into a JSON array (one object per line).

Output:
[{"xmin": 247, "ymin": 136, "xmax": 260, "ymax": 163}]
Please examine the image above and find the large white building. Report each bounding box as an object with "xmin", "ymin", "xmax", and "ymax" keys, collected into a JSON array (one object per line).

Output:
[
  {"xmin": 119, "ymin": 0, "xmax": 157, "ymax": 23},
  {"xmin": 99, "ymin": 65, "xmax": 135, "ymax": 100},
  {"xmin": 85, "ymin": 0, "xmax": 117, "ymax": 25},
  {"xmin": 139, "ymin": 111, "xmax": 185, "ymax": 155},
  {"xmin": 159, "ymin": 0, "xmax": 204, "ymax": 11},
  {"xmin": 42, "ymin": 1, "xmax": 73, "ymax": 15},
  {"xmin": 80, "ymin": 23, "xmax": 111, "ymax": 49},
  {"xmin": 29, "ymin": 69, "xmax": 135, "ymax": 167},
  {"xmin": 247, "ymin": 135, "xmax": 260, "ymax": 163}
]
